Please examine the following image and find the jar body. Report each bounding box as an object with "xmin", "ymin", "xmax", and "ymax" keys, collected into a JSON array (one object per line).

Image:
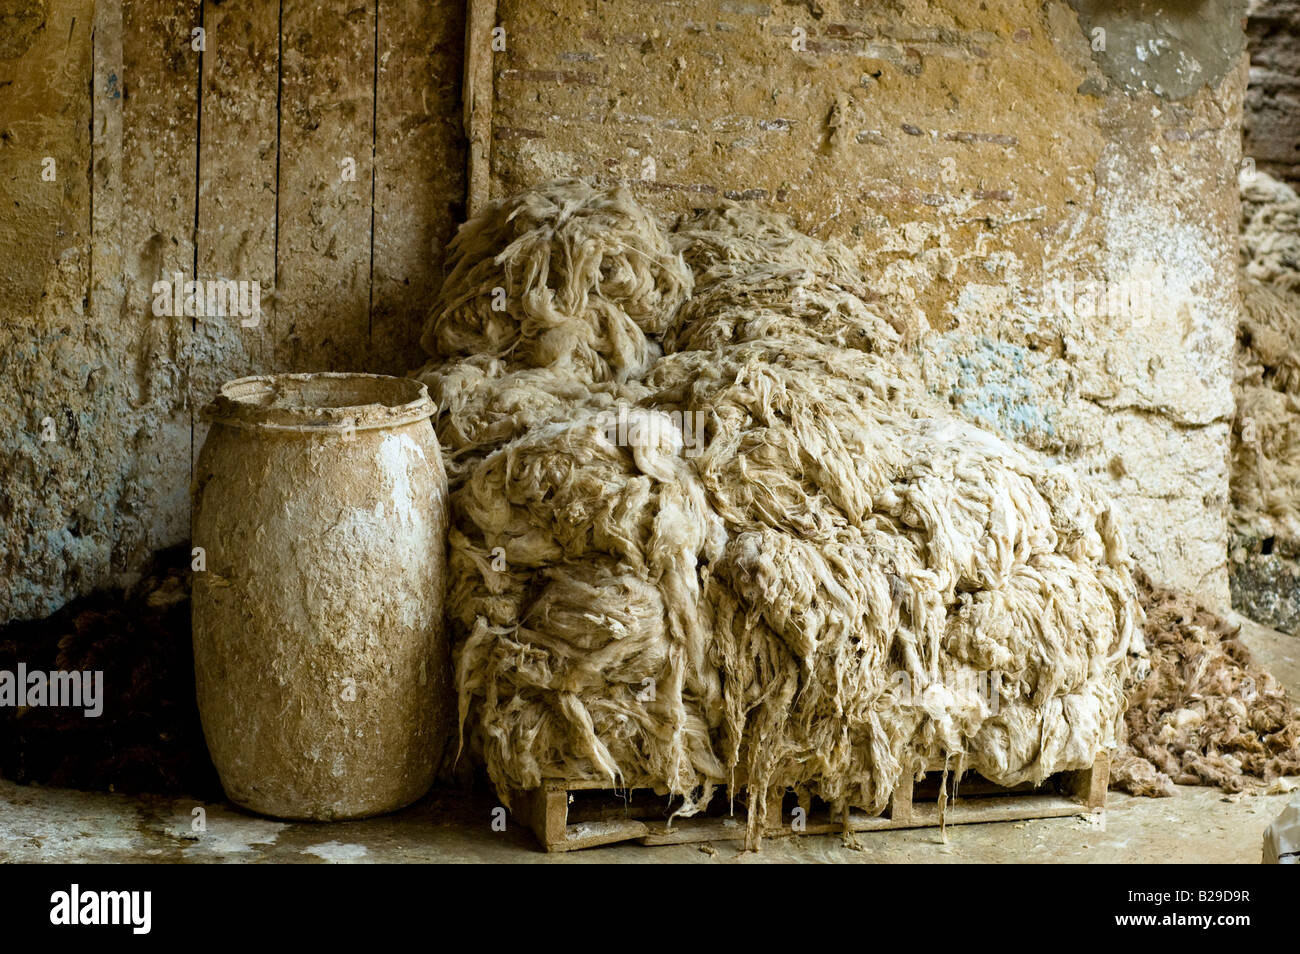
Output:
[{"xmin": 191, "ymin": 373, "xmax": 448, "ymax": 820}]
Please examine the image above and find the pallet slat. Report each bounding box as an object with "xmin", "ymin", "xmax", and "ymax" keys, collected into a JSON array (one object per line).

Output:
[{"xmin": 514, "ymin": 751, "xmax": 1111, "ymax": 852}]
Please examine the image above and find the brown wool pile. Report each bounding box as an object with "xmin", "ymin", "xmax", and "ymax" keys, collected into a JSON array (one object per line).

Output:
[
  {"xmin": 0, "ymin": 547, "xmax": 219, "ymax": 798},
  {"xmin": 1111, "ymin": 570, "xmax": 1300, "ymax": 797}
]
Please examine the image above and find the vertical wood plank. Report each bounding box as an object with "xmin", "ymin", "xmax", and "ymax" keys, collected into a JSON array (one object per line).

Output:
[
  {"xmin": 90, "ymin": 0, "xmax": 125, "ymax": 340},
  {"xmin": 275, "ymin": 0, "xmax": 376, "ymax": 374},
  {"xmin": 91, "ymin": 0, "xmax": 200, "ymax": 570},
  {"xmin": 111, "ymin": 0, "xmax": 202, "ymax": 563},
  {"xmin": 0, "ymin": 0, "xmax": 92, "ymax": 325},
  {"xmin": 193, "ymin": 0, "xmax": 280, "ymax": 417},
  {"xmin": 368, "ymin": 0, "xmax": 467, "ymax": 376},
  {"xmin": 534, "ymin": 780, "xmax": 569, "ymax": 851},
  {"xmin": 463, "ymin": 0, "xmax": 497, "ymax": 215},
  {"xmin": 88, "ymin": 0, "xmax": 127, "ymax": 573},
  {"xmin": 888, "ymin": 769, "xmax": 914, "ymax": 823},
  {"xmin": 1067, "ymin": 752, "xmax": 1110, "ymax": 810},
  {"xmin": 0, "ymin": 0, "xmax": 97, "ymax": 619}
]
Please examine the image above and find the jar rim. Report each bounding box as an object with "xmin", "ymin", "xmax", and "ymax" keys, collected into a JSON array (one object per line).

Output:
[{"xmin": 202, "ymin": 373, "xmax": 435, "ymax": 433}]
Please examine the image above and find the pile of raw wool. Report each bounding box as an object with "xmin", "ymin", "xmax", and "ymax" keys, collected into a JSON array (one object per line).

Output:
[
  {"xmin": 1111, "ymin": 571, "xmax": 1300, "ymax": 797},
  {"xmin": 0, "ymin": 545, "xmax": 220, "ymax": 797},
  {"xmin": 1235, "ymin": 171, "xmax": 1300, "ymax": 546},
  {"xmin": 1242, "ymin": 170, "xmax": 1300, "ymax": 296},
  {"xmin": 417, "ymin": 179, "xmax": 1140, "ymax": 845}
]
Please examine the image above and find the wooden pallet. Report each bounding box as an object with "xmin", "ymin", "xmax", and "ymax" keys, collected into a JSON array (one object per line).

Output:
[{"xmin": 512, "ymin": 752, "xmax": 1110, "ymax": 852}]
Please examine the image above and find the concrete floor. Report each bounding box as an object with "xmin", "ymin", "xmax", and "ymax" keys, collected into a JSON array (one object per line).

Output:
[
  {"xmin": 2, "ymin": 615, "xmax": 1296, "ymax": 864},
  {"xmin": 0, "ymin": 776, "xmax": 1292, "ymax": 863}
]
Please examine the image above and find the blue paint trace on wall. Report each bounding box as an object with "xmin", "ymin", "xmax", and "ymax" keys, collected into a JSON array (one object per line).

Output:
[{"xmin": 934, "ymin": 336, "xmax": 1060, "ymax": 447}]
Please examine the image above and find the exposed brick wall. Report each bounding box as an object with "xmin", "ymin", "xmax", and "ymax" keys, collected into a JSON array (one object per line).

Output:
[
  {"xmin": 1245, "ymin": 0, "xmax": 1300, "ymax": 185},
  {"xmin": 491, "ymin": 0, "xmax": 1102, "ymax": 331}
]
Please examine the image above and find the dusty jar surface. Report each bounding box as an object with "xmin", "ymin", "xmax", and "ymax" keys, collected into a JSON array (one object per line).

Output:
[{"xmin": 191, "ymin": 373, "xmax": 449, "ymax": 820}]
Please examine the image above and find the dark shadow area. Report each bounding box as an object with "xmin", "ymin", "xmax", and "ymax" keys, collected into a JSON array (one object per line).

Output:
[{"xmin": 0, "ymin": 545, "xmax": 222, "ymax": 799}]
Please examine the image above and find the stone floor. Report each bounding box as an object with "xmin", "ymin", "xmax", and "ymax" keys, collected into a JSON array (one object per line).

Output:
[{"xmin": 2, "ymin": 613, "xmax": 1296, "ymax": 864}]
